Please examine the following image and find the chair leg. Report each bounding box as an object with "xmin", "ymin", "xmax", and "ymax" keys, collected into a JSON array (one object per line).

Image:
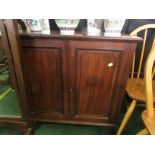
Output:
[
  {"xmin": 136, "ymin": 128, "xmax": 149, "ymax": 135},
  {"xmin": 117, "ymin": 100, "xmax": 137, "ymax": 135}
]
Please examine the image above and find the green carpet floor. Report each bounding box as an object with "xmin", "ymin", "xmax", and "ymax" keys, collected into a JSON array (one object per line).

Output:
[
  {"xmin": 0, "ymin": 70, "xmax": 9, "ymax": 81},
  {"xmin": 0, "ymin": 69, "xmax": 21, "ymax": 116},
  {"xmin": 33, "ymin": 106, "xmax": 145, "ymax": 135},
  {"xmin": 0, "ymin": 126, "xmax": 22, "ymax": 135},
  {"xmin": 34, "ymin": 123, "xmax": 111, "ymax": 135},
  {"xmin": 0, "ymin": 85, "xmax": 21, "ymax": 116}
]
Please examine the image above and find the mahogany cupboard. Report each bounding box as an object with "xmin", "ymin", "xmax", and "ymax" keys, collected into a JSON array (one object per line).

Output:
[{"xmin": 19, "ymin": 31, "xmax": 141, "ymax": 128}]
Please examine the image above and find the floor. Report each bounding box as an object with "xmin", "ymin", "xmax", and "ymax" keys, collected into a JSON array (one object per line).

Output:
[
  {"xmin": 0, "ymin": 68, "xmax": 21, "ymax": 116},
  {"xmin": 0, "ymin": 86, "xmax": 21, "ymax": 116}
]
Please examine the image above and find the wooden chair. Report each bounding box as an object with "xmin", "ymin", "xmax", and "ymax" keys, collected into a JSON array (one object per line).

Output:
[
  {"xmin": 137, "ymin": 41, "xmax": 155, "ymax": 135},
  {"xmin": 117, "ymin": 24, "xmax": 155, "ymax": 135}
]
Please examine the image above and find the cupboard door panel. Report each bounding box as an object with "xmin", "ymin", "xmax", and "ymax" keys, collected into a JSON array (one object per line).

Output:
[
  {"xmin": 70, "ymin": 41, "xmax": 122, "ymax": 123},
  {"xmin": 76, "ymin": 51, "xmax": 119, "ymax": 114},
  {"xmin": 21, "ymin": 44, "xmax": 67, "ymax": 119}
]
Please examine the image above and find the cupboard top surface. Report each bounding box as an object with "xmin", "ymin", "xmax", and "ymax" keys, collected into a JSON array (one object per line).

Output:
[{"xmin": 19, "ymin": 31, "xmax": 142, "ymax": 42}]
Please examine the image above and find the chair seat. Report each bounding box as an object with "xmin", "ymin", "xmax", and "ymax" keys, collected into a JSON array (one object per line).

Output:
[
  {"xmin": 126, "ymin": 78, "xmax": 155, "ymax": 102},
  {"xmin": 142, "ymin": 109, "xmax": 155, "ymax": 135}
]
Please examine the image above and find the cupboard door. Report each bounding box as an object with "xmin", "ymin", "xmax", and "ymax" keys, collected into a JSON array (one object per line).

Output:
[
  {"xmin": 69, "ymin": 41, "xmax": 129, "ymax": 123},
  {"xmin": 21, "ymin": 41, "xmax": 67, "ymax": 120}
]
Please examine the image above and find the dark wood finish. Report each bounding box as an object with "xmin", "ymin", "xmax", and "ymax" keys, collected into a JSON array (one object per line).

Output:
[
  {"xmin": 21, "ymin": 40, "xmax": 68, "ymax": 120},
  {"xmin": 32, "ymin": 118, "xmax": 116, "ymax": 127},
  {"xmin": 69, "ymin": 41, "xmax": 119, "ymax": 123},
  {"xmin": 20, "ymin": 31, "xmax": 141, "ymax": 127},
  {"xmin": 0, "ymin": 118, "xmax": 32, "ymax": 134},
  {"xmin": 0, "ymin": 36, "xmax": 2, "ymax": 49},
  {"xmin": 3, "ymin": 20, "xmax": 31, "ymax": 122},
  {"xmin": 20, "ymin": 30, "xmax": 142, "ymax": 41},
  {"xmin": 0, "ymin": 20, "xmax": 31, "ymax": 133}
]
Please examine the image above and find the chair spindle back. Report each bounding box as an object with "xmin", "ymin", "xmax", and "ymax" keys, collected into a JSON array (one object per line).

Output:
[{"xmin": 130, "ymin": 24, "xmax": 155, "ymax": 79}]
